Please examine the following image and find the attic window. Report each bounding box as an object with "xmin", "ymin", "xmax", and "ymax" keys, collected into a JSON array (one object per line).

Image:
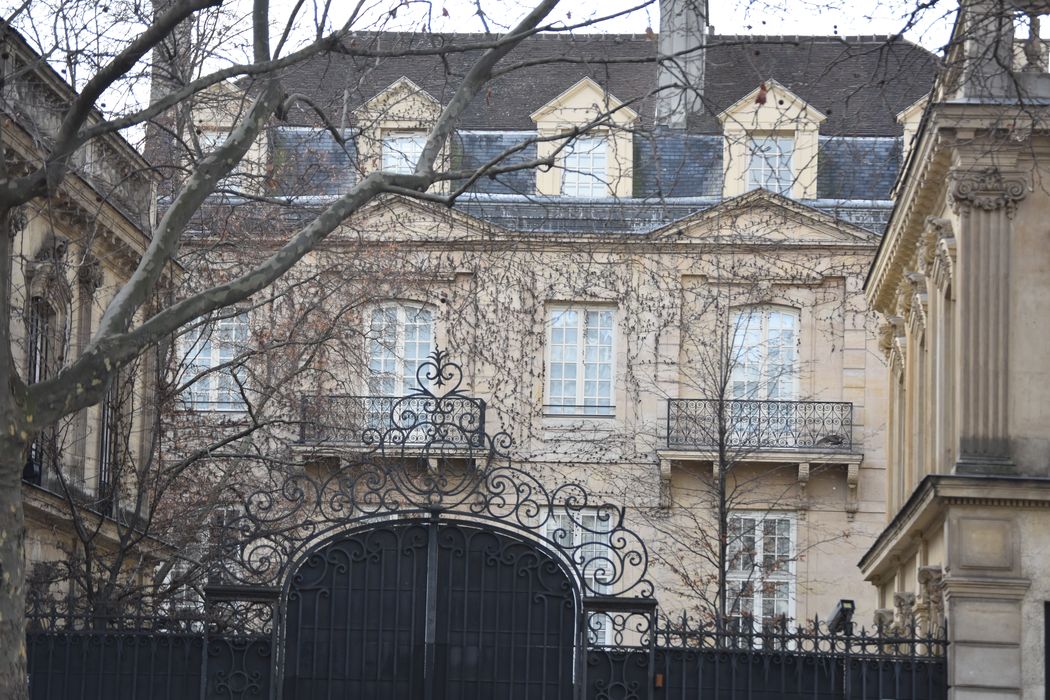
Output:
[
  {"xmin": 382, "ymin": 132, "xmax": 426, "ymax": 175},
  {"xmin": 747, "ymin": 136, "xmax": 794, "ymax": 196},
  {"xmin": 561, "ymin": 136, "xmax": 608, "ymax": 198}
]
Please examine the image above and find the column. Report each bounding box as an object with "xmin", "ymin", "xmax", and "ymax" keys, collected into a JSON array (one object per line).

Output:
[{"xmin": 948, "ymin": 167, "xmax": 1026, "ymax": 473}]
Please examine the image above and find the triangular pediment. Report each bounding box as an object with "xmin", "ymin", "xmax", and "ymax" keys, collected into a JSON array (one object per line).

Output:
[
  {"xmin": 337, "ymin": 194, "xmax": 508, "ymax": 243},
  {"xmin": 353, "ymin": 76, "xmax": 442, "ymax": 122},
  {"xmin": 717, "ymin": 79, "xmax": 826, "ymax": 129},
  {"xmin": 651, "ymin": 189, "xmax": 878, "ymax": 245},
  {"xmin": 530, "ymin": 77, "xmax": 638, "ymax": 126}
]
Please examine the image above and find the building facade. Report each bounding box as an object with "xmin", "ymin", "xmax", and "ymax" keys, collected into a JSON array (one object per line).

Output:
[
  {"xmin": 169, "ymin": 2, "xmax": 937, "ymax": 627},
  {"xmin": 3, "ymin": 27, "xmax": 169, "ymax": 597},
  {"xmin": 863, "ymin": 1, "xmax": 1050, "ymax": 697}
]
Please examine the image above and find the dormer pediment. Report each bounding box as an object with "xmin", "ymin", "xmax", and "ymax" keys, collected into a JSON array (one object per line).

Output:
[
  {"xmin": 717, "ymin": 79, "xmax": 826, "ymax": 130},
  {"xmin": 530, "ymin": 77, "xmax": 638, "ymax": 128},
  {"xmin": 354, "ymin": 76, "xmax": 442, "ymax": 124}
]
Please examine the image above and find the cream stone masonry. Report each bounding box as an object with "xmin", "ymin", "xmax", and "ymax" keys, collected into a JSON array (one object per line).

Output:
[
  {"xmin": 718, "ymin": 80, "xmax": 826, "ymax": 200},
  {"xmin": 863, "ymin": 1, "xmax": 1050, "ymax": 698},
  {"xmin": 530, "ymin": 77, "xmax": 638, "ymax": 197},
  {"xmin": 181, "ymin": 183, "xmax": 891, "ymax": 624}
]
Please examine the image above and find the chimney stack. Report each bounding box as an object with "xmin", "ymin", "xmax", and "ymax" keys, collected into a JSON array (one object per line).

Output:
[{"xmin": 655, "ymin": 0, "xmax": 708, "ymax": 129}]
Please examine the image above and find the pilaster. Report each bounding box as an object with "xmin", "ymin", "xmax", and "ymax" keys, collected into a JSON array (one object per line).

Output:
[{"xmin": 948, "ymin": 167, "xmax": 1026, "ymax": 473}]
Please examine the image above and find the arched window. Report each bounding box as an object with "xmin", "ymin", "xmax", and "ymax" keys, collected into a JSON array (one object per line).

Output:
[
  {"xmin": 366, "ymin": 303, "xmax": 435, "ymax": 396},
  {"xmin": 730, "ymin": 306, "xmax": 799, "ymax": 401}
]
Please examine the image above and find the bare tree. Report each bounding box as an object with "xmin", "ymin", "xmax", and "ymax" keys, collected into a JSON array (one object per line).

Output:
[{"xmin": 0, "ymin": 0, "xmax": 670, "ymax": 693}]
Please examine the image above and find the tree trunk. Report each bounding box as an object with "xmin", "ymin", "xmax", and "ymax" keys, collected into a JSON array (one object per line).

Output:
[{"xmin": 0, "ymin": 435, "xmax": 28, "ymax": 700}]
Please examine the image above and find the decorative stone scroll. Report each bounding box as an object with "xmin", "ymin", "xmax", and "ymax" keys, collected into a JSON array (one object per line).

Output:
[{"xmin": 949, "ymin": 167, "xmax": 1027, "ymax": 218}]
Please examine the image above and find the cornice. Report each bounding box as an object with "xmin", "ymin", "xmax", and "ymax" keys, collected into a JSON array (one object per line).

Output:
[
  {"xmin": 865, "ymin": 100, "xmax": 1050, "ymax": 313},
  {"xmin": 865, "ymin": 117, "xmax": 953, "ymax": 314},
  {"xmin": 859, "ymin": 474, "xmax": 1050, "ymax": 579}
]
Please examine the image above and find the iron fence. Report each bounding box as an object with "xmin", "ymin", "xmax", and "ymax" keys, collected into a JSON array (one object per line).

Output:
[
  {"xmin": 588, "ymin": 614, "xmax": 946, "ymax": 700},
  {"xmin": 26, "ymin": 597, "xmax": 272, "ymax": 700},
  {"xmin": 298, "ymin": 393, "xmax": 486, "ymax": 447},
  {"xmin": 667, "ymin": 398, "xmax": 854, "ymax": 452}
]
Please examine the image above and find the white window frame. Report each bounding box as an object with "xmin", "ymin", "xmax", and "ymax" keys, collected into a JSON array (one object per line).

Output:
[
  {"xmin": 381, "ymin": 132, "xmax": 427, "ymax": 175},
  {"xmin": 365, "ymin": 303, "xmax": 435, "ymax": 396},
  {"xmin": 561, "ymin": 135, "xmax": 609, "ymax": 198},
  {"xmin": 747, "ymin": 136, "xmax": 794, "ymax": 196},
  {"xmin": 725, "ymin": 511, "xmax": 796, "ymax": 631},
  {"xmin": 545, "ymin": 306, "xmax": 615, "ymax": 416},
  {"xmin": 178, "ymin": 312, "xmax": 250, "ymax": 412},
  {"xmin": 730, "ymin": 306, "xmax": 800, "ymax": 401},
  {"xmin": 542, "ymin": 507, "xmax": 614, "ymax": 644}
]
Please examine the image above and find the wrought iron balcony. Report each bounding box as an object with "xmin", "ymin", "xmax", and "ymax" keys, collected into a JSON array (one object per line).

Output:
[
  {"xmin": 666, "ymin": 398, "xmax": 853, "ymax": 452},
  {"xmin": 299, "ymin": 394, "xmax": 487, "ymax": 448}
]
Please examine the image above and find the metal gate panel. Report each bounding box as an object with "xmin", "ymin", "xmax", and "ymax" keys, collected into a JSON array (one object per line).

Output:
[
  {"xmin": 282, "ymin": 522, "xmax": 430, "ymax": 698},
  {"xmin": 433, "ymin": 523, "xmax": 576, "ymax": 700},
  {"xmin": 281, "ymin": 519, "xmax": 577, "ymax": 700}
]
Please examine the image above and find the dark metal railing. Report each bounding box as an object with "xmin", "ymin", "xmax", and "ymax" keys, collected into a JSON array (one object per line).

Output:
[
  {"xmin": 299, "ymin": 394, "xmax": 486, "ymax": 447},
  {"xmin": 667, "ymin": 398, "xmax": 854, "ymax": 452}
]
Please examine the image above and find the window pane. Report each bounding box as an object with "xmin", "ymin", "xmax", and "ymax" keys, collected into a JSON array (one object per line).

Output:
[
  {"xmin": 179, "ymin": 313, "xmax": 249, "ymax": 411},
  {"xmin": 747, "ymin": 137, "xmax": 794, "ymax": 196},
  {"xmin": 561, "ymin": 136, "xmax": 608, "ymax": 198},
  {"xmin": 382, "ymin": 133, "xmax": 426, "ymax": 175},
  {"xmin": 730, "ymin": 307, "xmax": 799, "ymax": 402},
  {"xmin": 366, "ymin": 303, "xmax": 435, "ymax": 396}
]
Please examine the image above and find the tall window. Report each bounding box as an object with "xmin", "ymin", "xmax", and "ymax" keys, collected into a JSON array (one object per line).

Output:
[
  {"xmin": 726, "ymin": 512, "xmax": 795, "ymax": 629},
  {"xmin": 25, "ymin": 296, "xmax": 60, "ymax": 481},
  {"xmin": 546, "ymin": 306, "xmax": 614, "ymax": 416},
  {"xmin": 544, "ymin": 508, "xmax": 613, "ymax": 643},
  {"xmin": 27, "ymin": 296, "xmax": 56, "ymax": 385},
  {"xmin": 366, "ymin": 304, "xmax": 434, "ymax": 395},
  {"xmin": 561, "ymin": 136, "xmax": 608, "ymax": 197},
  {"xmin": 97, "ymin": 382, "xmax": 122, "ymax": 507},
  {"xmin": 747, "ymin": 137, "xmax": 794, "ymax": 196},
  {"xmin": 730, "ymin": 307, "xmax": 799, "ymax": 401},
  {"xmin": 381, "ymin": 132, "xmax": 427, "ymax": 175},
  {"xmin": 178, "ymin": 313, "xmax": 250, "ymax": 411}
]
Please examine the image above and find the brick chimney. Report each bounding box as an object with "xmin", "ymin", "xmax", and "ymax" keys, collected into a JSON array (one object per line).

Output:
[{"xmin": 655, "ymin": 0, "xmax": 708, "ymax": 129}]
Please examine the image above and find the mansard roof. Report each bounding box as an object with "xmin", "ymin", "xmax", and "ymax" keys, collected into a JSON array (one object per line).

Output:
[{"xmin": 274, "ymin": 32, "xmax": 937, "ymax": 136}]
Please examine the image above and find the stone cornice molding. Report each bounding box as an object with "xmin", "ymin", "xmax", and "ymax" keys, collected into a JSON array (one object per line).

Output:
[
  {"xmin": 860, "ymin": 474, "xmax": 1050, "ymax": 580},
  {"xmin": 948, "ymin": 167, "xmax": 1028, "ymax": 218},
  {"xmin": 941, "ymin": 576, "xmax": 1030, "ymax": 601}
]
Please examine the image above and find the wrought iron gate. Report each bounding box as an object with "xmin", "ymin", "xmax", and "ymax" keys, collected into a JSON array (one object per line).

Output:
[
  {"xmin": 25, "ymin": 349, "xmax": 947, "ymax": 700},
  {"xmin": 282, "ymin": 518, "xmax": 578, "ymax": 698}
]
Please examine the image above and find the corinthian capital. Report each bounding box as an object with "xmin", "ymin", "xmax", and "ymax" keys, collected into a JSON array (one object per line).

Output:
[{"xmin": 949, "ymin": 167, "xmax": 1027, "ymax": 217}]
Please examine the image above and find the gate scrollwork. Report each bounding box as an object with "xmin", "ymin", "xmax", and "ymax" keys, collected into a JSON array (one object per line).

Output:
[{"xmin": 211, "ymin": 348, "xmax": 654, "ymax": 600}]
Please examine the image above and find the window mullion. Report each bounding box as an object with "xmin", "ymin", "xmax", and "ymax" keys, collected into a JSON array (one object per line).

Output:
[{"xmin": 577, "ymin": 311, "xmax": 587, "ymax": 407}]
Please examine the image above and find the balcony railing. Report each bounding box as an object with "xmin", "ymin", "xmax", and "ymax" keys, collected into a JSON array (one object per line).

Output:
[
  {"xmin": 299, "ymin": 394, "xmax": 486, "ymax": 448},
  {"xmin": 666, "ymin": 399, "xmax": 853, "ymax": 452}
]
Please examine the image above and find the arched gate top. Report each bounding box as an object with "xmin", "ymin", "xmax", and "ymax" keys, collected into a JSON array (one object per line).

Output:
[{"xmin": 212, "ymin": 348, "xmax": 655, "ymax": 601}]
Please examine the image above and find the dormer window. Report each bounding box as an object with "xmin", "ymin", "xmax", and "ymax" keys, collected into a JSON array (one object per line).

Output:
[
  {"xmin": 381, "ymin": 132, "xmax": 427, "ymax": 175},
  {"xmin": 529, "ymin": 78, "xmax": 638, "ymax": 198},
  {"xmin": 747, "ymin": 137, "xmax": 794, "ymax": 196},
  {"xmin": 718, "ymin": 81, "xmax": 825, "ymax": 200},
  {"xmin": 561, "ymin": 136, "xmax": 609, "ymax": 198}
]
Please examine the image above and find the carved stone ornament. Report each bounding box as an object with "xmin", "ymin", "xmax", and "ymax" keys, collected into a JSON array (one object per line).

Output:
[
  {"xmin": 949, "ymin": 167, "xmax": 1027, "ymax": 218},
  {"xmin": 920, "ymin": 217, "xmax": 952, "ymax": 273}
]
